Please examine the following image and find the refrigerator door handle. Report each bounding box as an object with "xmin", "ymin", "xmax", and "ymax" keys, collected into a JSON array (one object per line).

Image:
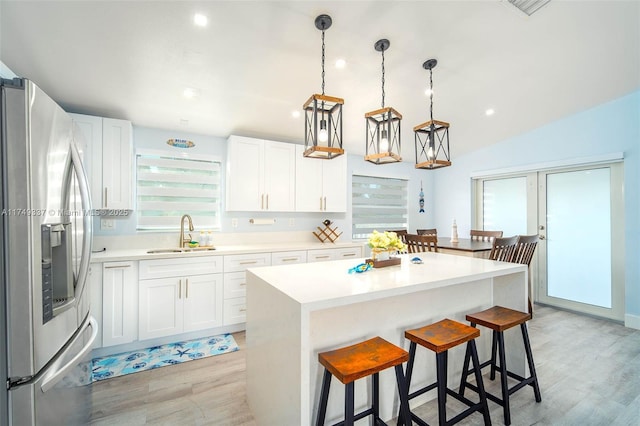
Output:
[
  {"xmin": 40, "ymin": 316, "xmax": 97, "ymax": 393},
  {"xmin": 70, "ymin": 141, "xmax": 93, "ymax": 299}
]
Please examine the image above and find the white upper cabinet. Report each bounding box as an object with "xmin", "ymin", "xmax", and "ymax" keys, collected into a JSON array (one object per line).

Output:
[
  {"xmin": 295, "ymin": 144, "xmax": 347, "ymax": 212},
  {"xmin": 226, "ymin": 135, "xmax": 295, "ymax": 212},
  {"xmin": 70, "ymin": 114, "xmax": 133, "ymax": 210}
]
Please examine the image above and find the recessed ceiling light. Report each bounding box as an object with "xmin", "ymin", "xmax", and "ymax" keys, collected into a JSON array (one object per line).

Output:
[
  {"xmin": 485, "ymin": 108, "xmax": 495, "ymax": 116},
  {"xmin": 183, "ymin": 88, "xmax": 200, "ymax": 98},
  {"xmin": 291, "ymin": 110, "xmax": 300, "ymax": 118},
  {"xmin": 335, "ymin": 59, "xmax": 346, "ymax": 69},
  {"xmin": 193, "ymin": 13, "xmax": 208, "ymax": 27}
]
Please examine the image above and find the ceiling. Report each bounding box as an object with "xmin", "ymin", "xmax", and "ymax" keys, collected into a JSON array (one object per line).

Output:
[{"xmin": 1, "ymin": 1, "xmax": 638, "ymax": 161}]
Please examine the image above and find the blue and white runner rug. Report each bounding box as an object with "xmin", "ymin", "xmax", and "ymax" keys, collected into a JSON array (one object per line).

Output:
[{"xmin": 91, "ymin": 333, "xmax": 239, "ymax": 382}]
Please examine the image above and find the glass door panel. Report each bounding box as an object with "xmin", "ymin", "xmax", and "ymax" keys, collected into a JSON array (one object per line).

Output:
[
  {"xmin": 482, "ymin": 177, "xmax": 528, "ymax": 236},
  {"xmin": 545, "ymin": 168, "xmax": 611, "ymax": 308}
]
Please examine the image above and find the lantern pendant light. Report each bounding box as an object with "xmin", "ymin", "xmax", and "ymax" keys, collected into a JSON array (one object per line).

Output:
[
  {"xmin": 414, "ymin": 59, "xmax": 451, "ymax": 169},
  {"xmin": 364, "ymin": 39, "xmax": 402, "ymax": 165},
  {"xmin": 303, "ymin": 14, "xmax": 344, "ymax": 159}
]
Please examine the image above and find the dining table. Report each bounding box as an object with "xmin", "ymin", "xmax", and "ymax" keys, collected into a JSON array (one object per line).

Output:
[{"xmin": 436, "ymin": 237, "xmax": 493, "ymax": 258}]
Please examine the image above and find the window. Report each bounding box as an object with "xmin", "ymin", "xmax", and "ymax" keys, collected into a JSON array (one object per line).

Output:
[
  {"xmin": 352, "ymin": 175, "xmax": 408, "ymax": 239},
  {"xmin": 136, "ymin": 152, "xmax": 221, "ymax": 230}
]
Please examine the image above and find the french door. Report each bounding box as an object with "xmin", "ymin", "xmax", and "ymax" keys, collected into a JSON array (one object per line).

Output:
[{"xmin": 475, "ymin": 162, "xmax": 624, "ymax": 321}]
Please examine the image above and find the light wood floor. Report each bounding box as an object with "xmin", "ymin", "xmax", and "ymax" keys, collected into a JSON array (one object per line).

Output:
[{"xmin": 90, "ymin": 305, "xmax": 640, "ymax": 425}]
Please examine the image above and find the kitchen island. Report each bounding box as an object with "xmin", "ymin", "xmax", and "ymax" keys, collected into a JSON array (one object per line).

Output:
[{"xmin": 246, "ymin": 252, "xmax": 528, "ymax": 425}]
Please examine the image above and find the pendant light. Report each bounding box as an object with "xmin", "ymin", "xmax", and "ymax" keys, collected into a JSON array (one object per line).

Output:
[
  {"xmin": 303, "ymin": 14, "xmax": 344, "ymax": 159},
  {"xmin": 414, "ymin": 59, "xmax": 451, "ymax": 169},
  {"xmin": 364, "ymin": 39, "xmax": 402, "ymax": 165}
]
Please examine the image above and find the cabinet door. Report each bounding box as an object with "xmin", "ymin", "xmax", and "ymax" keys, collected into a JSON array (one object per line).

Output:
[
  {"xmin": 88, "ymin": 264, "xmax": 103, "ymax": 349},
  {"xmin": 295, "ymin": 144, "xmax": 324, "ymax": 212},
  {"xmin": 271, "ymin": 250, "xmax": 307, "ymax": 265},
  {"xmin": 138, "ymin": 277, "xmax": 183, "ymax": 340},
  {"xmin": 102, "ymin": 118, "xmax": 132, "ymax": 209},
  {"xmin": 70, "ymin": 113, "xmax": 103, "ymax": 207},
  {"xmin": 263, "ymin": 141, "xmax": 295, "ymax": 211},
  {"xmin": 322, "ymin": 153, "xmax": 347, "ymax": 212},
  {"xmin": 183, "ymin": 274, "xmax": 223, "ymax": 332},
  {"xmin": 226, "ymin": 135, "xmax": 264, "ymax": 211},
  {"xmin": 102, "ymin": 262, "xmax": 138, "ymax": 347},
  {"xmin": 223, "ymin": 297, "xmax": 247, "ymax": 325}
]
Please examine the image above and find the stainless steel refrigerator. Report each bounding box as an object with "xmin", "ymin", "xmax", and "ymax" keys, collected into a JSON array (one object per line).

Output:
[{"xmin": 1, "ymin": 78, "xmax": 97, "ymax": 425}]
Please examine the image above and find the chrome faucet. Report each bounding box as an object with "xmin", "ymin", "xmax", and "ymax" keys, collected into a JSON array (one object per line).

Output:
[{"xmin": 179, "ymin": 214, "xmax": 194, "ymax": 248}]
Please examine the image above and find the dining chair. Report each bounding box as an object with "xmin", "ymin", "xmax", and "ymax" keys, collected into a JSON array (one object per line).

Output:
[
  {"xmin": 470, "ymin": 229, "xmax": 504, "ymax": 242},
  {"xmin": 416, "ymin": 228, "xmax": 438, "ymax": 236},
  {"xmin": 514, "ymin": 234, "xmax": 539, "ymax": 314},
  {"xmin": 405, "ymin": 233, "xmax": 438, "ymax": 253},
  {"xmin": 488, "ymin": 235, "xmax": 519, "ymax": 262}
]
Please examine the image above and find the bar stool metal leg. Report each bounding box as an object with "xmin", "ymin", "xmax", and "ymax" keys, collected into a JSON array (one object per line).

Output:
[
  {"xmin": 496, "ymin": 331, "xmax": 510, "ymax": 425},
  {"xmin": 317, "ymin": 369, "xmax": 332, "ymax": 426},
  {"xmin": 521, "ymin": 324, "xmax": 542, "ymax": 402},
  {"xmin": 468, "ymin": 340, "xmax": 492, "ymax": 425},
  {"xmin": 344, "ymin": 382, "xmax": 355, "ymax": 425},
  {"xmin": 436, "ymin": 351, "xmax": 447, "ymax": 426}
]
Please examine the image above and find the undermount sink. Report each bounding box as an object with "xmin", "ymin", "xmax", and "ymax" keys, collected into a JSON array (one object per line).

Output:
[{"xmin": 146, "ymin": 247, "xmax": 216, "ymax": 254}]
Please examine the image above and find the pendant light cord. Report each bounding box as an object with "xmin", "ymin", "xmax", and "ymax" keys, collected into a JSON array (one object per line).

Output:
[
  {"xmin": 381, "ymin": 48, "xmax": 386, "ymax": 108},
  {"xmin": 321, "ymin": 28, "xmax": 326, "ymax": 96},
  {"xmin": 429, "ymin": 68, "xmax": 434, "ymax": 123}
]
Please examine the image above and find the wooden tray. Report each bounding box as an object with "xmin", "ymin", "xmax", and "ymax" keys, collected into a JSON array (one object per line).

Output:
[{"xmin": 365, "ymin": 257, "xmax": 401, "ymax": 268}]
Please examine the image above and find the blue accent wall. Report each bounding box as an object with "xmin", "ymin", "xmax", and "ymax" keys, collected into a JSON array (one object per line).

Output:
[{"xmin": 431, "ymin": 91, "xmax": 640, "ymax": 317}]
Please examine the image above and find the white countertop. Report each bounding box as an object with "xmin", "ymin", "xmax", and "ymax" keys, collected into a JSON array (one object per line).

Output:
[
  {"xmin": 247, "ymin": 252, "xmax": 527, "ymax": 311},
  {"xmin": 90, "ymin": 240, "xmax": 365, "ymax": 263}
]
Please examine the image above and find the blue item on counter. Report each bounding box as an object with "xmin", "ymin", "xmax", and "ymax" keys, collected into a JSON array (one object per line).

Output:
[
  {"xmin": 348, "ymin": 262, "xmax": 373, "ymax": 274},
  {"xmin": 411, "ymin": 257, "xmax": 423, "ymax": 264}
]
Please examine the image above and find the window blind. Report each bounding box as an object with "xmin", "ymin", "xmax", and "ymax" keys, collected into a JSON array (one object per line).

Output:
[
  {"xmin": 352, "ymin": 175, "xmax": 408, "ymax": 239},
  {"xmin": 136, "ymin": 153, "xmax": 221, "ymax": 230}
]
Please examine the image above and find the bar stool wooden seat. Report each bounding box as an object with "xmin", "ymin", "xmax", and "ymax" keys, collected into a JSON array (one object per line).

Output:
[
  {"xmin": 401, "ymin": 319, "xmax": 491, "ymax": 426},
  {"xmin": 459, "ymin": 306, "xmax": 541, "ymax": 426},
  {"xmin": 316, "ymin": 336, "xmax": 412, "ymax": 426}
]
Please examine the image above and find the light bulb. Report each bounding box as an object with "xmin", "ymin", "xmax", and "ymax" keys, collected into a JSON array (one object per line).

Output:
[
  {"xmin": 380, "ymin": 130, "xmax": 389, "ymax": 152},
  {"xmin": 427, "ymin": 146, "xmax": 435, "ymax": 161},
  {"xmin": 319, "ymin": 120, "xmax": 328, "ymax": 142}
]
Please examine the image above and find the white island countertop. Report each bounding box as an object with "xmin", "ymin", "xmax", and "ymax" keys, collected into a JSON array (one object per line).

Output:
[
  {"xmin": 246, "ymin": 253, "xmax": 528, "ymax": 425},
  {"xmin": 249, "ymin": 252, "xmax": 525, "ymax": 310}
]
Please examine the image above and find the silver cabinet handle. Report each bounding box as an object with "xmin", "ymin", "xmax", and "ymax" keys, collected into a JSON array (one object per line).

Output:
[
  {"xmin": 186, "ymin": 278, "xmax": 189, "ymax": 298},
  {"xmin": 239, "ymin": 260, "xmax": 258, "ymax": 265},
  {"xmin": 266, "ymin": 194, "xmax": 269, "ymax": 210},
  {"xmin": 320, "ymin": 197, "xmax": 323, "ymax": 210},
  {"xmin": 240, "ymin": 282, "xmax": 247, "ymax": 286},
  {"xmin": 324, "ymin": 196, "xmax": 327, "ymax": 211},
  {"xmin": 178, "ymin": 279, "xmax": 182, "ymax": 299},
  {"xmin": 261, "ymin": 194, "xmax": 264, "ymax": 210},
  {"xmin": 104, "ymin": 264, "xmax": 131, "ymax": 269},
  {"xmin": 104, "ymin": 187, "xmax": 108, "ymax": 208},
  {"xmin": 281, "ymin": 257, "xmax": 298, "ymax": 262},
  {"xmin": 342, "ymin": 253, "xmax": 356, "ymax": 257},
  {"xmin": 315, "ymin": 255, "xmax": 330, "ymax": 259},
  {"xmin": 239, "ymin": 308, "xmax": 247, "ymax": 312}
]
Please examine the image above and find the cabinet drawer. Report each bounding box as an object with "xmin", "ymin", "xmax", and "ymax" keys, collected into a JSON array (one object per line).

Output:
[
  {"xmin": 139, "ymin": 256, "xmax": 222, "ymax": 279},
  {"xmin": 271, "ymin": 250, "xmax": 307, "ymax": 265},
  {"xmin": 223, "ymin": 252, "xmax": 271, "ymax": 273},
  {"xmin": 307, "ymin": 247, "xmax": 363, "ymax": 263},
  {"xmin": 223, "ymin": 297, "xmax": 246, "ymax": 325},
  {"xmin": 224, "ymin": 272, "xmax": 247, "ymax": 299}
]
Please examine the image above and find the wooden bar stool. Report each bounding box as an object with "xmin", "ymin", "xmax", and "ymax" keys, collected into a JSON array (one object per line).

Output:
[
  {"xmin": 401, "ymin": 319, "xmax": 491, "ymax": 426},
  {"xmin": 316, "ymin": 336, "xmax": 412, "ymax": 426},
  {"xmin": 459, "ymin": 306, "xmax": 542, "ymax": 425}
]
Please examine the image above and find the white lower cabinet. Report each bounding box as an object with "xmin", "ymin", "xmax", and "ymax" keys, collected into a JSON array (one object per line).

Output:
[
  {"xmin": 89, "ymin": 264, "xmax": 103, "ymax": 349},
  {"xmin": 223, "ymin": 252, "xmax": 271, "ymax": 325},
  {"xmin": 139, "ymin": 257, "xmax": 223, "ymax": 340},
  {"xmin": 307, "ymin": 246, "xmax": 362, "ymax": 263},
  {"xmin": 102, "ymin": 261, "xmax": 138, "ymax": 347}
]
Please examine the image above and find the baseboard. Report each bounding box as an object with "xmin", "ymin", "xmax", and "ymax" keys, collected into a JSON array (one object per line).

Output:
[{"xmin": 625, "ymin": 313, "xmax": 640, "ymax": 330}]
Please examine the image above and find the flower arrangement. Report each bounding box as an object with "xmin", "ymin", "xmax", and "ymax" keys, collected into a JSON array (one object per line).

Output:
[{"xmin": 368, "ymin": 230, "xmax": 406, "ymax": 253}]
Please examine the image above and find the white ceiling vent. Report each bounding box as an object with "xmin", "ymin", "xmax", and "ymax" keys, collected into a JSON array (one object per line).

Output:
[{"xmin": 503, "ymin": 0, "xmax": 551, "ymax": 16}]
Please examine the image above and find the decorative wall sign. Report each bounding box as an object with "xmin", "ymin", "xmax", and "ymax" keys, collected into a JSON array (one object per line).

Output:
[
  {"xmin": 419, "ymin": 181, "xmax": 425, "ymax": 213},
  {"xmin": 166, "ymin": 138, "xmax": 195, "ymax": 148}
]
